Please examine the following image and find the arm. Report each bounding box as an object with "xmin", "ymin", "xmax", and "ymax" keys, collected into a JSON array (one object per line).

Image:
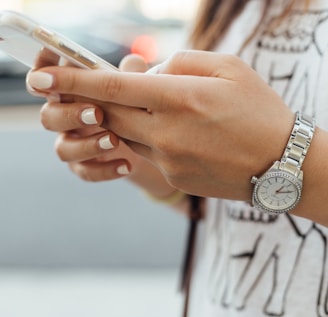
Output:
[{"xmin": 26, "ymin": 50, "xmax": 328, "ymax": 226}]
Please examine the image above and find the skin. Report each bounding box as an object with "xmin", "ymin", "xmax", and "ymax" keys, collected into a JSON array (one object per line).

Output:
[
  {"xmin": 27, "ymin": 50, "xmax": 328, "ymax": 226},
  {"xmin": 28, "ymin": 52, "xmax": 187, "ymax": 206}
]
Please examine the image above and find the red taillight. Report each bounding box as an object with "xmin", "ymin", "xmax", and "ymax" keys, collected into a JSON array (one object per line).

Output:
[{"xmin": 131, "ymin": 35, "xmax": 158, "ymax": 64}]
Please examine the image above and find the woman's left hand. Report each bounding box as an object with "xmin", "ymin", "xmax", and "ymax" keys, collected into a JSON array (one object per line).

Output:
[{"xmin": 27, "ymin": 50, "xmax": 295, "ymax": 201}]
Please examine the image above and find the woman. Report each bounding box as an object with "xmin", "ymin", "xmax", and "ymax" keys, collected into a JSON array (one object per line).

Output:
[{"xmin": 27, "ymin": 0, "xmax": 328, "ymax": 316}]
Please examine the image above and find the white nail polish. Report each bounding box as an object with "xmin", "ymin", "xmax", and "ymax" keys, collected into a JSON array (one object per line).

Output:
[
  {"xmin": 117, "ymin": 164, "xmax": 130, "ymax": 176},
  {"xmin": 99, "ymin": 135, "xmax": 114, "ymax": 150},
  {"xmin": 27, "ymin": 72, "xmax": 54, "ymax": 90},
  {"xmin": 81, "ymin": 108, "xmax": 97, "ymax": 125}
]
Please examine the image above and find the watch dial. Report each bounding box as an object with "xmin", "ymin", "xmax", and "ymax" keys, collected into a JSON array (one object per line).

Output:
[{"xmin": 256, "ymin": 174, "xmax": 300, "ymax": 212}]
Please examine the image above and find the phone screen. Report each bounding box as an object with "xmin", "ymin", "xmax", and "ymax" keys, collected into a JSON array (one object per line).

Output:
[
  {"xmin": 0, "ymin": 11, "xmax": 118, "ymax": 71},
  {"xmin": 0, "ymin": 28, "xmax": 44, "ymax": 68}
]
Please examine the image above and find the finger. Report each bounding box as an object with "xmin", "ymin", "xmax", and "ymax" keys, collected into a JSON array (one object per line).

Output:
[
  {"xmin": 123, "ymin": 139, "xmax": 153, "ymax": 162},
  {"xmin": 55, "ymin": 131, "xmax": 118, "ymax": 162},
  {"xmin": 69, "ymin": 159, "xmax": 130, "ymax": 182},
  {"xmin": 57, "ymin": 93, "xmax": 95, "ymax": 104},
  {"xmin": 34, "ymin": 47, "xmax": 61, "ymax": 69},
  {"xmin": 40, "ymin": 102, "xmax": 103, "ymax": 132},
  {"xmin": 73, "ymin": 126, "xmax": 105, "ymax": 137},
  {"xmin": 27, "ymin": 69, "xmax": 61, "ymax": 99},
  {"xmin": 28, "ymin": 47, "xmax": 95, "ymax": 100},
  {"xmin": 27, "ymin": 48, "xmax": 62, "ymax": 98},
  {"xmin": 160, "ymin": 50, "xmax": 246, "ymax": 79},
  {"xmin": 26, "ymin": 66, "xmax": 184, "ymax": 111},
  {"xmin": 119, "ymin": 54, "xmax": 148, "ymax": 73},
  {"xmin": 101, "ymin": 103, "xmax": 153, "ymax": 145}
]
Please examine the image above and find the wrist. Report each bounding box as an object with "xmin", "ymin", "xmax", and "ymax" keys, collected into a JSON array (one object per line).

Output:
[
  {"xmin": 251, "ymin": 112, "xmax": 315, "ymax": 215},
  {"xmin": 290, "ymin": 127, "xmax": 328, "ymax": 223}
]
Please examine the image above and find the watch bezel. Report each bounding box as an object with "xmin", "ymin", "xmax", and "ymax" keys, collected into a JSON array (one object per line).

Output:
[{"xmin": 252, "ymin": 169, "xmax": 302, "ymax": 215}]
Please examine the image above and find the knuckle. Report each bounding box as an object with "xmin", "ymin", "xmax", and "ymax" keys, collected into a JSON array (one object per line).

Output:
[
  {"xmin": 39, "ymin": 105, "xmax": 52, "ymax": 130},
  {"xmin": 98, "ymin": 73, "xmax": 123, "ymax": 101},
  {"xmin": 77, "ymin": 165, "xmax": 108, "ymax": 183},
  {"xmin": 81, "ymin": 138, "xmax": 95, "ymax": 157},
  {"xmin": 220, "ymin": 54, "xmax": 245, "ymax": 75},
  {"xmin": 70, "ymin": 164, "xmax": 93, "ymax": 182},
  {"xmin": 156, "ymin": 86, "xmax": 192, "ymax": 115},
  {"xmin": 166, "ymin": 50, "xmax": 190, "ymax": 73},
  {"xmin": 54, "ymin": 135, "xmax": 67, "ymax": 161},
  {"xmin": 61, "ymin": 71, "xmax": 78, "ymax": 93},
  {"xmin": 64, "ymin": 106, "xmax": 79, "ymax": 129},
  {"xmin": 81, "ymin": 171, "xmax": 98, "ymax": 182},
  {"xmin": 222, "ymin": 54, "xmax": 240, "ymax": 64}
]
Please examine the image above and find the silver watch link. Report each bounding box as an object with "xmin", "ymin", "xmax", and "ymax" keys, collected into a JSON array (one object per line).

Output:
[{"xmin": 251, "ymin": 111, "xmax": 315, "ymax": 215}]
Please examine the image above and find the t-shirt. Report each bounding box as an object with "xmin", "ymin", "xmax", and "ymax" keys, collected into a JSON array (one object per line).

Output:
[{"xmin": 188, "ymin": 1, "xmax": 328, "ymax": 316}]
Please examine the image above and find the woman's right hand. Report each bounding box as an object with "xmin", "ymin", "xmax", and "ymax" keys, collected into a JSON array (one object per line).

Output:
[
  {"xmin": 36, "ymin": 54, "xmax": 184, "ymax": 202},
  {"xmin": 39, "ymin": 54, "xmax": 147, "ymax": 182}
]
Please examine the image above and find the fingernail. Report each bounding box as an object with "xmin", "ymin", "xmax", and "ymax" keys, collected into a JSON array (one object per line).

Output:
[
  {"xmin": 81, "ymin": 108, "xmax": 97, "ymax": 125},
  {"xmin": 117, "ymin": 164, "xmax": 130, "ymax": 176},
  {"xmin": 27, "ymin": 72, "xmax": 54, "ymax": 90},
  {"xmin": 99, "ymin": 135, "xmax": 114, "ymax": 150}
]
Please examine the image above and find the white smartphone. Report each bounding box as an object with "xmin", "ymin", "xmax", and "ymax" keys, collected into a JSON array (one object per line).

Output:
[{"xmin": 0, "ymin": 10, "xmax": 118, "ymax": 71}]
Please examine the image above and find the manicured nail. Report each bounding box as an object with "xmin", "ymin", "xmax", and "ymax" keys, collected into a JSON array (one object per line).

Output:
[
  {"xmin": 117, "ymin": 164, "xmax": 130, "ymax": 176},
  {"xmin": 99, "ymin": 135, "xmax": 114, "ymax": 150},
  {"xmin": 81, "ymin": 108, "xmax": 97, "ymax": 125},
  {"xmin": 27, "ymin": 72, "xmax": 54, "ymax": 90}
]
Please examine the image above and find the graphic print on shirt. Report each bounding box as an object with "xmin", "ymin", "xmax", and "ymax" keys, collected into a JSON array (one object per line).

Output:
[
  {"xmin": 206, "ymin": 8, "xmax": 328, "ymax": 317},
  {"xmin": 207, "ymin": 205, "xmax": 328, "ymax": 317},
  {"xmin": 252, "ymin": 9, "xmax": 328, "ymax": 117}
]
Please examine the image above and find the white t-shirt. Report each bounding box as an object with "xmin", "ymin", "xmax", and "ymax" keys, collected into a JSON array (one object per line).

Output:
[{"xmin": 188, "ymin": 1, "xmax": 328, "ymax": 316}]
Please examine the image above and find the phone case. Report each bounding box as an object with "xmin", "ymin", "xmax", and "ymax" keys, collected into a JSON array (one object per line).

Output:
[{"xmin": 0, "ymin": 10, "xmax": 118, "ymax": 70}]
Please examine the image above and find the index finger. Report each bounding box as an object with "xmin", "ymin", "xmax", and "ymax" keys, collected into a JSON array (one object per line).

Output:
[{"xmin": 26, "ymin": 66, "xmax": 188, "ymax": 111}]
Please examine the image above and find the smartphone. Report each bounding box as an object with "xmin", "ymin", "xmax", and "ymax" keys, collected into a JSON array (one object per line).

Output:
[{"xmin": 0, "ymin": 10, "xmax": 118, "ymax": 71}]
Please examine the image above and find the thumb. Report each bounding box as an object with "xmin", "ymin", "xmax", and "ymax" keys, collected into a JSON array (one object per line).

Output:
[
  {"xmin": 159, "ymin": 50, "xmax": 247, "ymax": 79},
  {"xmin": 119, "ymin": 54, "xmax": 148, "ymax": 73}
]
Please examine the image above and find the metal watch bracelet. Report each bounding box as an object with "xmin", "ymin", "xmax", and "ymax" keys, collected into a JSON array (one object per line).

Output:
[{"xmin": 279, "ymin": 111, "xmax": 315, "ymax": 177}]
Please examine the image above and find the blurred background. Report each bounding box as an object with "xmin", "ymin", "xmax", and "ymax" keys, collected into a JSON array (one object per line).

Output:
[{"xmin": 0, "ymin": 0, "xmax": 200, "ymax": 316}]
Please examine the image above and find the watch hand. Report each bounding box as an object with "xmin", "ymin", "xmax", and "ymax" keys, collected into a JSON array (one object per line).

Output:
[
  {"xmin": 275, "ymin": 186, "xmax": 293, "ymax": 194},
  {"xmin": 276, "ymin": 186, "xmax": 284, "ymax": 193},
  {"xmin": 276, "ymin": 186, "xmax": 292, "ymax": 194},
  {"xmin": 276, "ymin": 191, "xmax": 294, "ymax": 194}
]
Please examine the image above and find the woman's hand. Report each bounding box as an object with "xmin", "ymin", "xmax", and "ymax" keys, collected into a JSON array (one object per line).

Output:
[
  {"xmin": 32, "ymin": 54, "xmax": 148, "ymax": 182},
  {"xmin": 27, "ymin": 50, "xmax": 295, "ymax": 201},
  {"xmin": 29, "ymin": 54, "xmax": 184, "ymax": 202},
  {"xmin": 47, "ymin": 53, "xmax": 147, "ymax": 182}
]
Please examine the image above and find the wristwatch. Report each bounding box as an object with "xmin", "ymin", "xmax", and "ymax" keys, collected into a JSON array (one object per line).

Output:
[{"xmin": 251, "ymin": 111, "xmax": 315, "ymax": 215}]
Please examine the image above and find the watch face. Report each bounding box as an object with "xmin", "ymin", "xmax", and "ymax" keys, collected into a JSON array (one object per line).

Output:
[{"xmin": 253, "ymin": 171, "xmax": 302, "ymax": 214}]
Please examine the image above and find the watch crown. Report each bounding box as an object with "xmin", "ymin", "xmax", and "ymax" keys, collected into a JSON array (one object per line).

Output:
[{"xmin": 251, "ymin": 176, "xmax": 258, "ymax": 184}]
